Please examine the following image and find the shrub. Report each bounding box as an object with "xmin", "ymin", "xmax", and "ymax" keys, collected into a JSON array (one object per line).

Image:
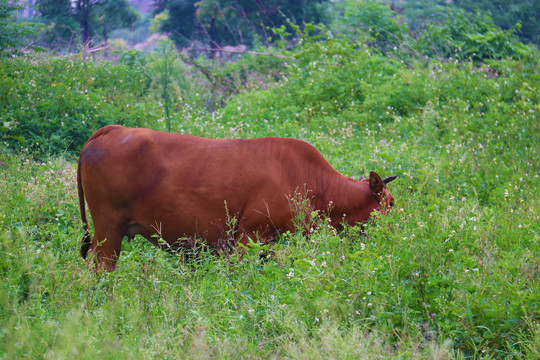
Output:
[
  {"xmin": 341, "ymin": 0, "xmax": 409, "ymax": 54},
  {"xmin": 0, "ymin": 0, "xmax": 37, "ymax": 56},
  {"xmin": 0, "ymin": 55, "xmax": 158, "ymax": 155},
  {"xmin": 416, "ymin": 8, "xmax": 534, "ymax": 61}
]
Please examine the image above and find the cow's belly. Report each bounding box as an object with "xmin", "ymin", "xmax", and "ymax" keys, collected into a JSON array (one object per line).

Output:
[
  {"xmin": 122, "ymin": 185, "xmax": 293, "ymax": 249},
  {"xmin": 125, "ymin": 205, "xmax": 233, "ymax": 249}
]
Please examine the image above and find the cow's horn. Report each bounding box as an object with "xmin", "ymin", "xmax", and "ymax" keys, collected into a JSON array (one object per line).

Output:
[{"xmin": 383, "ymin": 175, "xmax": 397, "ymax": 184}]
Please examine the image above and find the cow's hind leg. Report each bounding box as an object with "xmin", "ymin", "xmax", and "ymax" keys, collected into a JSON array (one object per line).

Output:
[{"xmin": 87, "ymin": 215, "xmax": 127, "ymax": 272}]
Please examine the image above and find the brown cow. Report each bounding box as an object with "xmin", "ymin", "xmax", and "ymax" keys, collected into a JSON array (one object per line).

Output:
[{"xmin": 78, "ymin": 125, "xmax": 396, "ymax": 271}]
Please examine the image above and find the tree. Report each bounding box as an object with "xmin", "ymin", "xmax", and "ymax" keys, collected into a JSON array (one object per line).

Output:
[
  {"xmin": 452, "ymin": 0, "xmax": 540, "ymax": 45},
  {"xmin": 398, "ymin": 0, "xmax": 540, "ymax": 46},
  {"xmin": 414, "ymin": 7, "xmax": 533, "ymax": 61},
  {"xmin": 95, "ymin": 0, "xmax": 139, "ymax": 41},
  {"xmin": 36, "ymin": 0, "xmax": 138, "ymax": 47},
  {"xmin": 36, "ymin": 0, "xmax": 79, "ymax": 47},
  {"xmin": 1, "ymin": 0, "xmax": 37, "ymax": 55},
  {"xmin": 152, "ymin": 0, "xmax": 197, "ymax": 47},
  {"xmin": 153, "ymin": 0, "xmax": 332, "ymax": 48}
]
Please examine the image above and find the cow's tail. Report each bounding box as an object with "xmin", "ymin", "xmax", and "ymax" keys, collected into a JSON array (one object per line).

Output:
[{"xmin": 78, "ymin": 154, "xmax": 91, "ymax": 260}]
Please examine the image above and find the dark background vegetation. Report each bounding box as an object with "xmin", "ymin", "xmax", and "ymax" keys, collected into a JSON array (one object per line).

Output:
[{"xmin": 2, "ymin": 0, "xmax": 540, "ymax": 52}]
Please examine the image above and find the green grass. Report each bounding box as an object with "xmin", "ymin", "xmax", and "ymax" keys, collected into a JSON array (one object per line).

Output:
[{"xmin": 0, "ymin": 42, "xmax": 539, "ymax": 358}]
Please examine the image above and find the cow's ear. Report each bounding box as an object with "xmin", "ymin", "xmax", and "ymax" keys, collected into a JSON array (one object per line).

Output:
[{"xmin": 369, "ymin": 171, "xmax": 384, "ymax": 195}]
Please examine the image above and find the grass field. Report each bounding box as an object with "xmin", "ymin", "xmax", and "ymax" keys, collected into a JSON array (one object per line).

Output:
[{"xmin": 1, "ymin": 39, "xmax": 539, "ymax": 358}]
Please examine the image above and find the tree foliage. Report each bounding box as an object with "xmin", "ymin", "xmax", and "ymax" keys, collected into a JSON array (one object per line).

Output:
[
  {"xmin": 36, "ymin": 0, "xmax": 79, "ymax": 47},
  {"xmin": 152, "ymin": 0, "xmax": 196, "ymax": 46},
  {"xmin": 415, "ymin": 7, "xmax": 534, "ymax": 61},
  {"xmin": 452, "ymin": 0, "xmax": 540, "ymax": 45},
  {"xmin": 340, "ymin": 0, "xmax": 408, "ymax": 54},
  {"xmin": 397, "ymin": 0, "xmax": 540, "ymax": 46},
  {"xmin": 0, "ymin": 0, "xmax": 36, "ymax": 55},
  {"xmin": 36, "ymin": 0, "xmax": 138, "ymax": 47},
  {"xmin": 336, "ymin": 0, "xmax": 534, "ymax": 62},
  {"xmin": 153, "ymin": 0, "xmax": 332, "ymax": 47}
]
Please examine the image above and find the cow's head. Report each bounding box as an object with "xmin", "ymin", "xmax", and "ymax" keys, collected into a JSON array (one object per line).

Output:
[
  {"xmin": 368, "ymin": 171, "xmax": 396, "ymax": 215},
  {"xmin": 335, "ymin": 171, "xmax": 396, "ymax": 226}
]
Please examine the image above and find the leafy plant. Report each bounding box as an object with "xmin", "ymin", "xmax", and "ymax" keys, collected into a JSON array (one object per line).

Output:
[
  {"xmin": 35, "ymin": 0, "xmax": 138, "ymax": 47},
  {"xmin": 415, "ymin": 8, "xmax": 534, "ymax": 61},
  {"xmin": 0, "ymin": 55, "xmax": 157, "ymax": 155},
  {"xmin": 0, "ymin": 0, "xmax": 37, "ymax": 56},
  {"xmin": 146, "ymin": 38, "xmax": 183, "ymax": 132},
  {"xmin": 341, "ymin": 0, "xmax": 409, "ymax": 54},
  {"xmin": 452, "ymin": 0, "xmax": 540, "ymax": 45}
]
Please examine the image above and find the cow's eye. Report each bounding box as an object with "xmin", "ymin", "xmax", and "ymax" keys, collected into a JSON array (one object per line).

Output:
[{"xmin": 390, "ymin": 201, "xmax": 394, "ymax": 207}]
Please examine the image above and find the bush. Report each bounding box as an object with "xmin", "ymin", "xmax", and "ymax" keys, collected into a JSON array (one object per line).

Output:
[
  {"xmin": 0, "ymin": 55, "xmax": 159, "ymax": 155},
  {"xmin": 341, "ymin": 0, "xmax": 409, "ymax": 54},
  {"xmin": 415, "ymin": 8, "xmax": 534, "ymax": 61},
  {"xmin": 0, "ymin": 0, "xmax": 37, "ymax": 56},
  {"xmin": 218, "ymin": 28, "xmax": 430, "ymax": 136}
]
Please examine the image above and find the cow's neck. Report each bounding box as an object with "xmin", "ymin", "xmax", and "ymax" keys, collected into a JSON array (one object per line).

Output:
[{"xmin": 313, "ymin": 175, "xmax": 373, "ymax": 221}]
